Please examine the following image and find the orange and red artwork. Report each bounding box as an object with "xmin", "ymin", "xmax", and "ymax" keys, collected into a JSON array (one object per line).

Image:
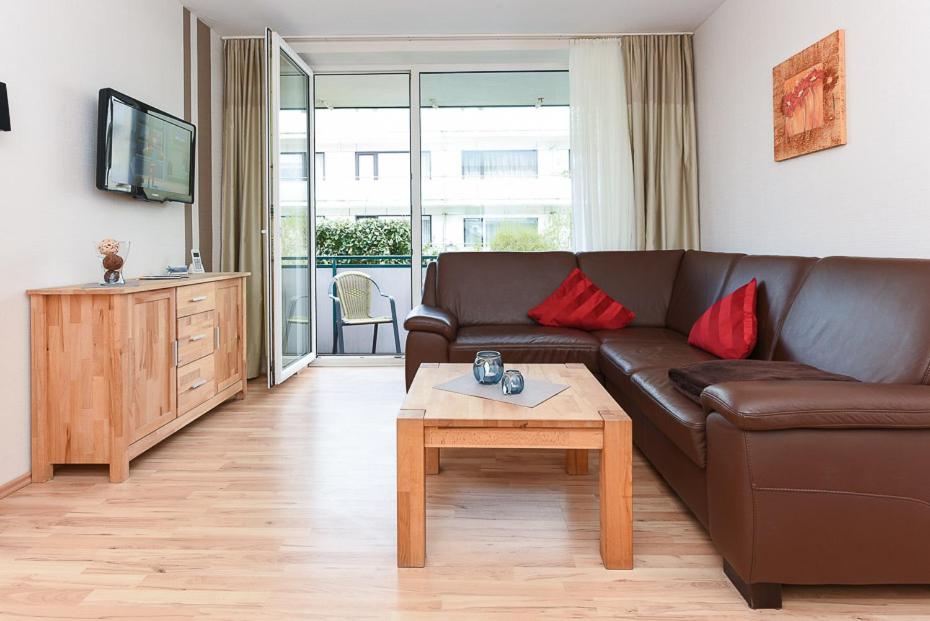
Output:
[{"xmin": 773, "ymin": 30, "xmax": 846, "ymax": 161}]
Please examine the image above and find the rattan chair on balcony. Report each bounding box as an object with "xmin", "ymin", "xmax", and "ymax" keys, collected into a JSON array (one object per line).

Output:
[{"xmin": 329, "ymin": 271, "xmax": 401, "ymax": 355}]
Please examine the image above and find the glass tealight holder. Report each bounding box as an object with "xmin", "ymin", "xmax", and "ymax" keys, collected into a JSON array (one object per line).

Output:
[
  {"xmin": 501, "ymin": 370, "xmax": 525, "ymax": 395},
  {"xmin": 473, "ymin": 350, "xmax": 504, "ymax": 384}
]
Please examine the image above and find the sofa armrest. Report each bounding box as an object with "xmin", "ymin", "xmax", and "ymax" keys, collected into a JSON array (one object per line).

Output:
[
  {"xmin": 404, "ymin": 305, "xmax": 458, "ymax": 341},
  {"xmin": 701, "ymin": 380, "xmax": 930, "ymax": 431}
]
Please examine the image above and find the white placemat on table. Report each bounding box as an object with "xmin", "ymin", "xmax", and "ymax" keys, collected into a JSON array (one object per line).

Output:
[{"xmin": 432, "ymin": 374, "xmax": 569, "ymax": 408}]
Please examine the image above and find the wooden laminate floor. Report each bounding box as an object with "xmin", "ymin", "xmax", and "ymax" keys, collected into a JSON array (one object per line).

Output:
[{"xmin": 1, "ymin": 367, "xmax": 928, "ymax": 620}]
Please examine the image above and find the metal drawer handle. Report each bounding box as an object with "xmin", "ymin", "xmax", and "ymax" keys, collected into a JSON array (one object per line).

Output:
[
  {"xmin": 189, "ymin": 334, "xmax": 206, "ymax": 342},
  {"xmin": 190, "ymin": 295, "xmax": 208, "ymax": 302},
  {"xmin": 190, "ymin": 378, "xmax": 208, "ymax": 390}
]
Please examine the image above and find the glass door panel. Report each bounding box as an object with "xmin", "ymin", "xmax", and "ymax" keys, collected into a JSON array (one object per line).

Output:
[
  {"xmin": 314, "ymin": 73, "xmax": 411, "ymax": 355},
  {"xmin": 265, "ymin": 30, "xmax": 316, "ymax": 385},
  {"xmin": 419, "ymin": 71, "xmax": 572, "ymax": 254}
]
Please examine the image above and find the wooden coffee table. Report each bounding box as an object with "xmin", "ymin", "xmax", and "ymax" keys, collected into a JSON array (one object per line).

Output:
[{"xmin": 397, "ymin": 362, "xmax": 632, "ymax": 569}]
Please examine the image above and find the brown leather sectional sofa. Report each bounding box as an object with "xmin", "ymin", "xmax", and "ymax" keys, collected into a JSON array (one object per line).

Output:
[{"xmin": 404, "ymin": 250, "xmax": 930, "ymax": 608}]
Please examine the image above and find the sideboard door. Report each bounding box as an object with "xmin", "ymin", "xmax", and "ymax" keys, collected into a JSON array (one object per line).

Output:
[
  {"xmin": 129, "ymin": 290, "xmax": 178, "ymax": 442},
  {"xmin": 215, "ymin": 278, "xmax": 244, "ymax": 392}
]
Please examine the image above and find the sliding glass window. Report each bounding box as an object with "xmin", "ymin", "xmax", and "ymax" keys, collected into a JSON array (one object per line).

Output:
[{"xmin": 420, "ymin": 71, "xmax": 571, "ymax": 253}]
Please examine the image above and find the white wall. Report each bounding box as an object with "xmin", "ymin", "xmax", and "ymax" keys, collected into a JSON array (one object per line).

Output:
[
  {"xmin": 694, "ymin": 0, "xmax": 930, "ymax": 257},
  {"xmin": 0, "ymin": 0, "xmax": 188, "ymax": 483}
]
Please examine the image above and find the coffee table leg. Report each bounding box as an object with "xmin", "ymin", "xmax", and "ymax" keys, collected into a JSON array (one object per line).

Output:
[
  {"xmin": 600, "ymin": 412, "xmax": 633, "ymax": 569},
  {"xmin": 397, "ymin": 411, "xmax": 426, "ymax": 567},
  {"xmin": 425, "ymin": 447, "xmax": 440, "ymax": 475},
  {"xmin": 565, "ymin": 449, "xmax": 588, "ymax": 475}
]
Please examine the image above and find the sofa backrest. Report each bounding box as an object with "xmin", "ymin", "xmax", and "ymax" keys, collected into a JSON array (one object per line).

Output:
[
  {"xmin": 719, "ymin": 255, "xmax": 817, "ymax": 360},
  {"xmin": 436, "ymin": 251, "xmax": 577, "ymax": 326},
  {"xmin": 577, "ymin": 250, "xmax": 684, "ymax": 327},
  {"xmin": 421, "ymin": 260, "xmax": 438, "ymax": 306},
  {"xmin": 666, "ymin": 251, "xmax": 744, "ymax": 335},
  {"xmin": 774, "ymin": 257, "xmax": 930, "ymax": 383}
]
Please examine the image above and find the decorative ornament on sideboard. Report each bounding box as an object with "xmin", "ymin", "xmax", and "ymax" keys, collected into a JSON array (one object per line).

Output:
[
  {"xmin": 95, "ymin": 238, "xmax": 130, "ymax": 286},
  {"xmin": 773, "ymin": 30, "xmax": 846, "ymax": 161}
]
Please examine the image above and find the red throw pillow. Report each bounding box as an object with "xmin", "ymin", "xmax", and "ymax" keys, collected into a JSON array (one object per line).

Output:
[
  {"xmin": 529, "ymin": 268, "xmax": 635, "ymax": 330},
  {"xmin": 688, "ymin": 278, "xmax": 758, "ymax": 359}
]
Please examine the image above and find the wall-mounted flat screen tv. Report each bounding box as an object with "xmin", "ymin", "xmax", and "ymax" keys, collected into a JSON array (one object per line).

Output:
[{"xmin": 96, "ymin": 88, "xmax": 195, "ymax": 203}]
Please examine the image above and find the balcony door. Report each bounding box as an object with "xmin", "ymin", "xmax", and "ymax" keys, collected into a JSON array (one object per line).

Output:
[
  {"xmin": 313, "ymin": 73, "xmax": 412, "ymax": 356},
  {"xmin": 264, "ymin": 30, "xmax": 316, "ymax": 385}
]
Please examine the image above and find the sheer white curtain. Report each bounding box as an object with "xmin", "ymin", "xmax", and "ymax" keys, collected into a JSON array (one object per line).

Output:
[{"xmin": 569, "ymin": 38, "xmax": 636, "ymax": 251}]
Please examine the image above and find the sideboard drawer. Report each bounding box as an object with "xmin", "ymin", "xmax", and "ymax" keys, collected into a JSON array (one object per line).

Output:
[
  {"xmin": 177, "ymin": 283, "xmax": 216, "ymax": 318},
  {"xmin": 178, "ymin": 355, "xmax": 217, "ymax": 413},
  {"xmin": 177, "ymin": 310, "xmax": 216, "ymax": 366}
]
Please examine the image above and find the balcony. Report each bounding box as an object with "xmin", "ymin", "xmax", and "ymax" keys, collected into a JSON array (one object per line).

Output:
[{"xmin": 283, "ymin": 255, "xmax": 437, "ymax": 356}]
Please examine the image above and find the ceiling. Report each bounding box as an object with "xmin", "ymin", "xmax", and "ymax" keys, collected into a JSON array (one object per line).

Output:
[{"xmin": 183, "ymin": 0, "xmax": 725, "ymax": 37}]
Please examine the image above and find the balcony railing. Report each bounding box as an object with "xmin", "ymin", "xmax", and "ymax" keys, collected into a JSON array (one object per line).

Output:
[
  {"xmin": 280, "ymin": 255, "xmax": 437, "ymax": 355},
  {"xmin": 282, "ymin": 254, "xmax": 438, "ymax": 268}
]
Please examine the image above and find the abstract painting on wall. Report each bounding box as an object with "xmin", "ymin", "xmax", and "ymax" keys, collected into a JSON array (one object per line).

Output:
[{"xmin": 773, "ymin": 30, "xmax": 846, "ymax": 161}]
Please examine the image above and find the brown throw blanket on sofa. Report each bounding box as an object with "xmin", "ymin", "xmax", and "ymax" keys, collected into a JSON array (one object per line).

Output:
[{"xmin": 668, "ymin": 360, "xmax": 859, "ymax": 405}]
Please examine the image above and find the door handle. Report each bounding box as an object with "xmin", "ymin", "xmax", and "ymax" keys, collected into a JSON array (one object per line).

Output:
[
  {"xmin": 215, "ymin": 326, "xmax": 220, "ymax": 348},
  {"xmin": 190, "ymin": 378, "xmax": 208, "ymax": 390},
  {"xmin": 173, "ymin": 341, "xmax": 179, "ymax": 367},
  {"xmin": 189, "ymin": 334, "xmax": 206, "ymax": 342},
  {"xmin": 190, "ymin": 295, "xmax": 208, "ymax": 302}
]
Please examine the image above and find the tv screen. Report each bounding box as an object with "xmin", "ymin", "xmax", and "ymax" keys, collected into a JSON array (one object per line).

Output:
[{"xmin": 96, "ymin": 88, "xmax": 195, "ymax": 203}]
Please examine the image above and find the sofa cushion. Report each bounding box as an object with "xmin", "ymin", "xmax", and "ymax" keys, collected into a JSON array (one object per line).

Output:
[
  {"xmin": 774, "ymin": 257, "xmax": 930, "ymax": 383},
  {"xmin": 688, "ymin": 278, "xmax": 758, "ymax": 359},
  {"xmin": 668, "ymin": 359, "xmax": 858, "ymax": 405},
  {"xmin": 449, "ymin": 325, "xmax": 600, "ymax": 371},
  {"xmin": 631, "ymin": 367, "xmax": 709, "ymax": 467},
  {"xmin": 593, "ymin": 326, "xmax": 685, "ymax": 344},
  {"xmin": 718, "ymin": 254, "xmax": 817, "ymax": 360},
  {"xmin": 577, "ymin": 250, "xmax": 684, "ymax": 326},
  {"xmin": 437, "ymin": 252, "xmax": 577, "ymax": 326},
  {"xmin": 599, "ymin": 329, "xmax": 717, "ymax": 379},
  {"xmin": 528, "ymin": 268, "xmax": 635, "ymax": 330},
  {"xmin": 666, "ymin": 250, "xmax": 744, "ymax": 335}
]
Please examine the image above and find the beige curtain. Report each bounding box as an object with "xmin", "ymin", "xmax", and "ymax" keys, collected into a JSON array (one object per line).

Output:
[
  {"xmin": 221, "ymin": 38, "xmax": 265, "ymax": 379},
  {"xmin": 622, "ymin": 35, "xmax": 700, "ymax": 250}
]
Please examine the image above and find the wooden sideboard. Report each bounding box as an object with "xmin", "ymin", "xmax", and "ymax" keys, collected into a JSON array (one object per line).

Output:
[{"xmin": 27, "ymin": 273, "xmax": 249, "ymax": 482}]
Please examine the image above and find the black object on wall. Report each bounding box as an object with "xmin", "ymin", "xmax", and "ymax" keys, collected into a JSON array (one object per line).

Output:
[{"xmin": 0, "ymin": 82, "xmax": 9, "ymax": 131}]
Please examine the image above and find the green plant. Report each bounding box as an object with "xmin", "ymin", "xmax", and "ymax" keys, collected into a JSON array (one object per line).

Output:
[
  {"xmin": 489, "ymin": 225, "xmax": 555, "ymax": 252},
  {"xmin": 315, "ymin": 218, "xmax": 412, "ymax": 263}
]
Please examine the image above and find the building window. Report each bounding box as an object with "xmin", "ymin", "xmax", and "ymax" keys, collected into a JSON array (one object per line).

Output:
[
  {"xmin": 421, "ymin": 151, "xmax": 432, "ymax": 180},
  {"xmin": 355, "ymin": 151, "xmax": 409, "ymax": 180},
  {"xmin": 422, "ymin": 215, "xmax": 432, "ymax": 247},
  {"xmin": 461, "ymin": 217, "xmax": 541, "ymax": 249},
  {"xmin": 315, "ymin": 152, "xmax": 326, "ymax": 181},
  {"xmin": 463, "ymin": 217, "xmax": 484, "ymax": 247},
  {"xmin": 461, "ymin": 149, "xmax": 538, "ymax": 178},
  {"xmin": 281, "ymin": 152, "xmax": 308, "ymax": 180}
]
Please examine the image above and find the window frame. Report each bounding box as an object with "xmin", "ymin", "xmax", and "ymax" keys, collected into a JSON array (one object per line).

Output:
[{"xmin": 309, "ymin": 66, "xmax": 570, "ymax": 316}]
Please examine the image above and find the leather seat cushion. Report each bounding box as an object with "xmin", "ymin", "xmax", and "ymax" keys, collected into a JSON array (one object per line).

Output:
[
  {"xmin": 593, "ymin": 326, "xmax": 691, "ymax": 344},
  {"xmin": 598, "ymin": 329, "xmax": 717, "ymax": 381},
  {"xmin": 449, "ymin": 325, "xmax": 601, "ymax": 371},
  {"xmin": 631, "ymin": 367, "xmax": 710, "ymax": 467}
]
